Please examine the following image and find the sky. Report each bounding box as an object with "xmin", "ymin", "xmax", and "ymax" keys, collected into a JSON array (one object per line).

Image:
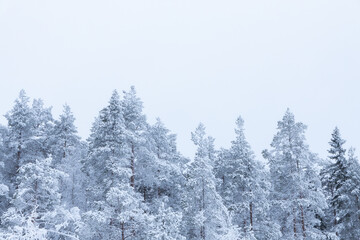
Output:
[{"xmin": 0, "ymin": 0, "xmax": 360, "ymax": 160}]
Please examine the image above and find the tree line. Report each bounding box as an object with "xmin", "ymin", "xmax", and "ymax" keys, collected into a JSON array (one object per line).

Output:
[{"xmin": 0, "ymin": 87, "xmax": 359, "ymax": 239}]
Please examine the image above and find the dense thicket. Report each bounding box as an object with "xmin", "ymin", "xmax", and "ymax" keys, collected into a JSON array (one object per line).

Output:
[{"xmin": 0, "ymin": 89, "xmax": 359, "ymax": 240}]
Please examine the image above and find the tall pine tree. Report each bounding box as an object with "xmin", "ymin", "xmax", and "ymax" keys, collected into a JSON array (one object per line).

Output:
[
  {"xmin": 216, "ymin": 116, "xmax": 281, "ymax": 239},
  {"xmin": 263, "ymin": 109, "xmax": 327, "ymax": 239},
  {"xmin": 183, "ymin": 123, "xmax": 236, "ymax": 240},
  {"xmin": 321, "ymin": 128, "xmax": 360, "ymax": 239}
]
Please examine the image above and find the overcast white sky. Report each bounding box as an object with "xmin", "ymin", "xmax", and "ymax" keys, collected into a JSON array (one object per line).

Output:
[{"xmin": 0, "ymin": 0, "xmax": 360, "ymax": 159}]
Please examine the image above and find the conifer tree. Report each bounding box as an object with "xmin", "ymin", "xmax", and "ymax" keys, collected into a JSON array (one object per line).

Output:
[
  {"xmin": 183, "ymin": 123, "xmax": 235, "ymax": 240},
  {"xmin": 121, "ymin": 86, "xmax": 147, "ymax": 189},
  {"xmin": 1, "ymin": 157, "xmax": 80, "ymax": 240},
  {"xmin": 263, "ymin": 109, "xmax": 327, "ymax": 239},
  {"xmin": 140, "ymin": 118, "xmax": 186, "ymax": 211},
  {"xmin": 83, "ymin": 90, "xmax": 148, "ymax": 239},
  {"xmin": 321, "ymin": 127, "xmax": 347, "ymax": 237},
  {"xmin": 4, "ymin": 92, "xmax": 54, "ymax": 191},
  {"xmin": 148, "ymin": 202, "xmax": 185, "ymax": 240},
  {"xmin": 342, "ymin": 148, "xmax": 360, "ymax": 239},
  {"xmin": 216, "ymin": 116, "xmax": 281, "ymax": 239},
  {"xmin": 0, "ymin": 125, "xmax": 10, "ymax": 221},
  {"xmin": 321, "ymin": 128, "xmax": 360, "ymax": 239},
  {"xmin": 4, "ymin": 90, "xmax": 35, "ymax": 188},
  {"xmin": 31, "ymin": 98, "xmax": 54, "ymax": 158},
  {"xmin": 51, "ymin": 104, "xmax": 86, "ymax": 208}
]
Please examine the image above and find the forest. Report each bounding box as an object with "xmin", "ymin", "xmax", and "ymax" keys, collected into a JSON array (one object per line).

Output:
[{"xmin": 0, "ymin": 87, "xmax": 359, "ymax": 240}]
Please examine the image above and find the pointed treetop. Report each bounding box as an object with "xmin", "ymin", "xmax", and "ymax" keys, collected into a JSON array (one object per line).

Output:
[
  {"xmin": 234, "ymin": 116, "xmax": 246, "ymax": 139},
  {"xmin": 62, "ymin": 103, "xmax": 72, "ymax": 116},
  {"xmin": 109, "ymin": 89, "xmax": 121, "ymax": 106},
  {"xmin": 276, "ymin": 108, "xmax": 307, "ymax": 132},
  {"xmin": 122, "ymin": 86, "xmax": 142, "ymax": 108},
  {"xmin": 330, "ymin": 127, "xmax": 345, "ymax": 146},
  {"xmin": 328, "ymin": 127, "xmax": 346, "ymax": 161},
  {"xmin": 191, "ymin": 123, "xmax": 206, "ymax": 147},
  {"xmin": 231, "ymin": 116, "xmax": 253, "ymax": 157},
  {"xmin": 18, "ymin": 89, "xmax": 27, "ymax": 99},
  {"xmin": 235, "ymin": 116, "xmax": 244, "ymax": 130},
  {"xmin": 5, "ymin": 89, "xmax": 33, "ymax": 129},
  {"xmin": 191, "ymin": 123, "xmax": 215, "ymax": 160},
  {"xmin": 59, "ymin": 104, "xmax": 76, "ymax": 125},
  {"xmin": 15, "ymin": 89, "xmax": 30, "ymax": 106},
  {"xmin": 281, "ymin": 108, "xmax": 295, "ymax": 124}
]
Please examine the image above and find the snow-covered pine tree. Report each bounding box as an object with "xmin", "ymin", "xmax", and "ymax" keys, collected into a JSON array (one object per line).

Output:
[
  {"xmin": 321, "ymin": 128, "xmax": 360, "ymax": 239},
  {"xmin": 121, "ymin": 86, "xmax": 147, "ymax": 189},
  {"xmin": 320, "ymin": 127, "xmax": 347, "ymax": 237},
  {"xmin": 216, "ymin": 116, "xmax": 281, "ymax": 239},
  {"xmin": 341, "ymin": 148, "xmax": 360, "ymax": 239},
  {"xmin": 263, "ymin": 109, "xmax": 327, "ymax": 239},
  {"xmin": 83, "ymin": 90, "xmax": 149, "ymax": 239},
  {"xmin": 51, "ymin": 104, "xmax": 81, "ymax": 164},
  {"xmin": 4, "ymin": 92, "xmax": 55, "ymax": 190},
  {"xmin": 0, "ymin": 125, "xmax": 10, "ymax": 224},
  {"xmin": 30, "ymin": 98, "xmax": 54, "ymax": 158},
  {"xmin": 4, "ymin": 90, "xmax": 35, "ymax": 189},
  {"xmin": 51, "ymin": 104, "xmax": 86, "ymax": 208},
  {"xmin": 147, "ymin": 201, "xmax": 185, "ymax": 240},
  {"xmin": 0, "ymin": 156, "xmax": 81, "ymax": 240},
  {"xmin": 141, "ymin": 118, "xmax": 186, "ymax": 211},
  {"xmin": 183, "ymin": 123, "xmax": 236, "ymax": 240}
]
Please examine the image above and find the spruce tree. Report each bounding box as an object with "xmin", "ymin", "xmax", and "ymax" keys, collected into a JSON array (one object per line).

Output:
[{"xmin": 321, "ymin": 128, "xmax": 360, "ymax": 239}]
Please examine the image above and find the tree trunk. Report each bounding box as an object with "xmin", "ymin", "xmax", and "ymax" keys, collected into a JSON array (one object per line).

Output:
[
  {"xmin": 293, "ymin": 207, "xmax": 297, "ymax": 238},
  {"xmin": 63, "ymin": 140, "xmax": 67, "ymax": 159},
  {"xmin": 121, "ymin": 222, "xmax": 125, "ymax": 240},
  {"xmin": 15, "ymin": 132, "xmax": 22, "ymax": 189},
  {"xmin": 250, "ymin": 202, "xmax": 253, "ymax": 231},
  {"xmin": 71, "ymin": 172, "xmax": 75, "ymax": 206},
  {"xmin": 331, "ymin": 188, "xmax": 338, "ymax": 236},
  {"xmin": 130, "ymin": 143, "xmax": 135, "ymax": 188},
  {"xmin": 300, "ymin": 205, "xmax": 306, "ymax": 239},
  {"xmin": 143, "ymin": 187, "xmax": 146, "ymax": 202},
  {"xmin": 200, "ymin": 178, "xmax": 205, "ymax": 240}
]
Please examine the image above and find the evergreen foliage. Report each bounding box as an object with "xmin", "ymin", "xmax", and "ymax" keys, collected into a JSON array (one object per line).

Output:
[{"xmin": 0, "ymin": 90, "xmax": 359, "ymax": 240}]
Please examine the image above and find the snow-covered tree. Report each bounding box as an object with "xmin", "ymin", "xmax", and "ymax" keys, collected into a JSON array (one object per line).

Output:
[
  {"xmin": 341, "ymin": 148, "xmax": 360, "ymax": 239},
  {"xmin": 50, "ymin": 104, "xmax": 86, "ymax": 208},
  {"xmin": 83, "ymin": 90, "xmax": 149, "ymax": 239},
  {"xmin": 183, "ymin": 123, "xmax": 235, "ymax": 240},
  {"xmin": 0, "ymin": 125, "xmax": 10, "ymax": 224},
  {"xmin": 147, "ymin": 201, "xmax": 185, "ymax": 240},
  {"xmin": 216, "ymin": 116, "xmax": 281, "ymax": 239},
  {"xmin": 4, "ymin": 90, "xmax": 35, "ymax": 188},
  {"xmin": 321, "ymin": 128, "xmax": 360, "ymax": 239},
  {"xmin": 1, "ymin": 156, "xmax": 80, "ymax": 239},
  {"xmin": 263, "ymin": 109, "xmax": 327, "ymax": 239},
  {"xmin": 51, "ymin": 104, "xmax": 81, "ymax": 163},
  {"xmin": 3, "ymin": 91, "xmax": 54, "ymax": 192},
  {"xmin": 138, "ymin": 118, "xmax": 186, "ymax": 212},
  {"xmin": 30, "ymin": 98, "xmax": 54, "ymax": 158},
  {"xmin": 121, "ymin": 86, "xmax": 147, "ymax": 189}
]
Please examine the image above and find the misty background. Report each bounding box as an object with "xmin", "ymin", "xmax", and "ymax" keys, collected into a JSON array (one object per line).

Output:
[{"xmin": 0, "ymin": 0, "xmax": 359, "ymax": 159}]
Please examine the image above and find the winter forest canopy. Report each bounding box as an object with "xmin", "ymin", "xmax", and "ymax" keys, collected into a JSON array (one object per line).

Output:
[{"xmin": 0, "ymin": 87, "xmax": 359, "ymax": 240}]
